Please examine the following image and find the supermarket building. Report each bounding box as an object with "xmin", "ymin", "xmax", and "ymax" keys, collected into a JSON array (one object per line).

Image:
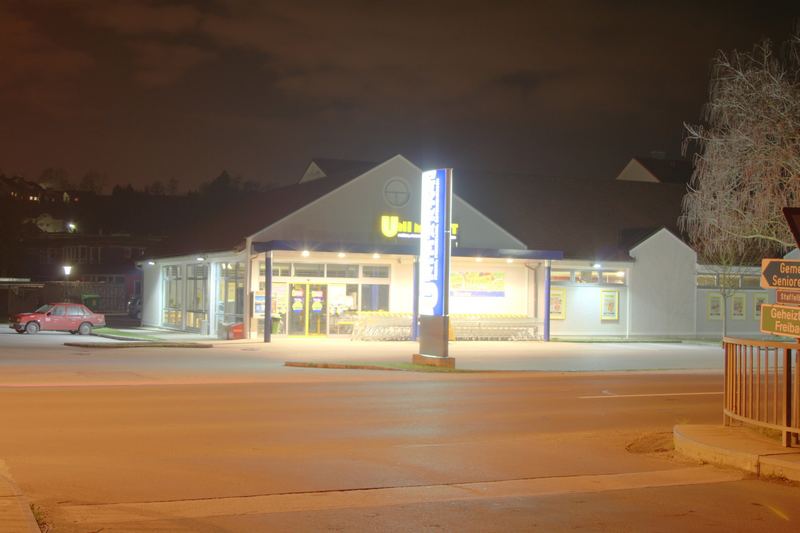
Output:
[{"xmin": 140, "ymin": 155, "xmax": 770, "ymax": 340}]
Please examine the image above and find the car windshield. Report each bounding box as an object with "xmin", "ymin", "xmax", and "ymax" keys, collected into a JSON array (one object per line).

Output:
[{"xmin": 34, "ymin": 304, "xmax": 53, "ymax": 313}]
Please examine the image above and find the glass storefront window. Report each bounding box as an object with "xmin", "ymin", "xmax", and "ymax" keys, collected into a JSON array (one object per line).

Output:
[
  {"xmin": 551, "ymin": 270, "xmax": 572, "ymax": 283},
  {"xmin": 602, "ymin": 271, "xmax": 626, "ymax": 285},
  {"xmin": 696, "ymin": 274, "xmax": 717, "ymax": 287},
  {"xmin": 329, "ymin": 283, "xmax": 359, "ymax": 334},
  {"xmin": 360, "ymin": 284, "xmax": 389, "ymax": 311},
  {"xmin": 272, "ymin": 263, "xmax": 291, "ymax": 277},
  {"xmin": 741, "ymin": 275, "xmax": 760, "ymax": 288},
  {"xmin": 294, "ymin": 263, "xmax": 325, "ymax": 277},
  {"xmin": 575, "ymin": 270, "xmax": 600, "ymax": 284},
  {"xmin": 162, "ymin": 265, "xmax": 183, "ymax": 328},
  {"xmin": 217, "ymin": 262, "xmax": 245, "ymax": 325},
  {"xmin": 185, "ymin": 264, "xmax": 207, "ymax": 331},
  {"xmin": 326, "ymin": 264, "xmax": 359, "ymax": 278},
  {"xmin": 362, "ymin": 265, "xmax": 390, "ymax": 278}
]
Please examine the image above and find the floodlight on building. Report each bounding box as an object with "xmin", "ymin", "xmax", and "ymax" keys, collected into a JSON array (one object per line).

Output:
[
  {"xmin": 147, "ymin": 260, "xmax": 155, "ymax": 266},
  {"xmin": 196, "ymin": 256, "xmax": 205, "ymax": 261},
  {"xmin": 592, "ymin": 263, "xmax": 602, "ymax": 269},
  {"xmin": 301, "ymin": 250, "xmax": 310, "ymax": 257},
  {"xmin": 337, "ymin": 252, "xmax": 346, "ymax": 258},
  {"xmin": 476, "ymin": 257, "xmax": 483, "ymax": 262},
  {"xmin": 506, "ymin": 258, "xmax": 513, "ymax": 263},
  {"xmin": 67, "ymin": 222, "xmax": 77, "ymax": 232},
  {"xmin": 63, "ymin": 265, "xmax": 72, "ymax": 276},
  {"xmin": 372, "ymin": 253, "xmax": 381, "ymax": 259}
]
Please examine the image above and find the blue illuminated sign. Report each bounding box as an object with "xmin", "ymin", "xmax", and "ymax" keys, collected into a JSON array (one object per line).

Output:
[{"xmin": 418, "ymin": 168, "xmax": 451, "ymax": 316}]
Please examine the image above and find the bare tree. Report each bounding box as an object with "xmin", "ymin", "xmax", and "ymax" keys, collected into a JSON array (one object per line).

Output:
[
  {"xmin": 78, "ymin": 171, "xmax": 108, "ymax": 194},
  {"xmin": 680, "ymin": 30, "xmax": 800, "ymax": 261}
]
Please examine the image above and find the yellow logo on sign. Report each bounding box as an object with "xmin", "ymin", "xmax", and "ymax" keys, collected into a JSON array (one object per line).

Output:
[{"xmin": 380, "ymin": 215, "xmax": 458, "ymax": 239}]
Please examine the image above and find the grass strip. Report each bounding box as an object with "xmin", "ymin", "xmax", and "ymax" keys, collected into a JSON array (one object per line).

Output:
[
  {"xmin": 64, "ymin": 341, "xmax": 212, "ymax": 348},
  {"xmin": 93, "ymin": 327, "xmax": 164, "ymax": 341},
  {"xmin": 285, "ymin": 361, "xmax": 481, "ymax": 373}
]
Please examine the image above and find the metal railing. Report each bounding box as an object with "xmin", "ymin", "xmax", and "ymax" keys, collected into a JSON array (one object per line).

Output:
[{"xmin": 723, "ymin": 337, "xmax": 800, "ymax": 446}]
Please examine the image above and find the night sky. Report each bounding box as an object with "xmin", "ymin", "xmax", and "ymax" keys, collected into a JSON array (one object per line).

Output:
[{"xmin": 1, "ymin": 1, "xmax": 797, "ymax": 190}]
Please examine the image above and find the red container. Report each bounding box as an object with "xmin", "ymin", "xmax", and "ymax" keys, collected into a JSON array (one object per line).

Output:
[{"xmin": 228, "ymin": 322, "xmax": 245, "ymax": 340}]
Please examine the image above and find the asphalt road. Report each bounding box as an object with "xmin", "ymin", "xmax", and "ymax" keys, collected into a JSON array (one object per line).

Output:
[{"xmin": 0, "ymin": 330, "xmax": 797, "ymax": 531}]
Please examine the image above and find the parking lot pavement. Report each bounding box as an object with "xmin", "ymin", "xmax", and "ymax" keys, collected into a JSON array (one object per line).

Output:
[{"xmin": 0, "ymin": 327, "xmax": 723, "ymax": 389}]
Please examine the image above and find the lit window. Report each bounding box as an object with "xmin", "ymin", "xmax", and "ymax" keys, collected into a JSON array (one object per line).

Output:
[
  {"xmin": 362, "ymin": 265, "xmax": 390, "ymax": 278},
  {"xmin": 326, "ymin": 264, "xmax": 359, "ymax": 278},
  {"xmin": 294, "ymin": 263, "xmax": 324, "ymax": 277},
  {"xmin": 602, "ymin": 271, "xmax": 626, "ymax": 285},
  {"xmin": 740, "ymin": 275, "xmax": 760, "ymax": 289},
  {"xmin": 696, "ymin": 274, "xmax": 716, "ymax": 287},
  {"xmin": 551, "ymin": 270, "xmax": 572, "ymax": 283},
  {"xmin": 575, "ymin": 270, "xmax": 600, "ymax": 284},
  {"xmin": 272, "ymin": 263, "xmax": 291, "ymax": 277}
]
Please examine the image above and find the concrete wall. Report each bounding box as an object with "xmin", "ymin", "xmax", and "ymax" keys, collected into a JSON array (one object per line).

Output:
[
  {"xmin": 249, "ymin": 155, "xmax": 526, "ymax": 250},
  {"xmin": 696, "ymin": 288, "xmax": 771, "ymax": 337},
  {"xmin": 141, "ymin": 263, "xmax": 161, "ymax": 327},
  {"xmin": 628, "ymin": 229, "xmax": 697, "ymax": 336},
  {"xmin": 389, "ymin": 257, "xmax": 414, "ymax": 313},
  {"xmin": 549, "ymin": 285, "xmax": 628, "ymax": 336}
]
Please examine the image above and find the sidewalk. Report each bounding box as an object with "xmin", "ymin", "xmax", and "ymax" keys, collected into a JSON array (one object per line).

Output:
[
  {"xmin": 0, "ymin": 461, "xmax": 40, "ymax": 533},
  {"xmin": 674, "ymin": 424, "xmax": 800, "ymax": 481}
]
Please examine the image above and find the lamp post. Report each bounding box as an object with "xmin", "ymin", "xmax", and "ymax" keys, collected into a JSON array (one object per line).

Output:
[{"xmin": 63, "ymin": 265, "xmax": 72, "ymax": 301}]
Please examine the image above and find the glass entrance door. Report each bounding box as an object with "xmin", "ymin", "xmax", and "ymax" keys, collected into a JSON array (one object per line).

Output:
[
  {"xmin": 308, "ymin": 284, "xmax": 327, "ymax": 335},
  {"xmin": 288, "ymin": 283, "xmax": 328, "ymax": 335}
]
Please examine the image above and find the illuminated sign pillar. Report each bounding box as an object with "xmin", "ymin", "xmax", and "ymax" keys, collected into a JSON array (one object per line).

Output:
[{"xmin": 413, "ymin": 168, "xmax": 454, "ymax": 368}]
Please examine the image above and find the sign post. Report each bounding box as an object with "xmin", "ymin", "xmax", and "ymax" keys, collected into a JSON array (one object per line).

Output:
[
  {"xmin": 413, "ymin": 168, "xmax": 454, "ymax": 368},
  {"xmin": 759, "ymin": 209, "xmax": 800, "ymax": 337}
]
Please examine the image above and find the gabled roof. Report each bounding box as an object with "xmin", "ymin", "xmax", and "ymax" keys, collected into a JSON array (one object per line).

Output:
[
  {"xmin": 298, "ymin": 158, "xmax": 377, "ymax": 183},
  {"xmin": 0, "ymin": 175, "xmax": 45, "ymax": 193},
  {"xmin": 633, "ymin": 157, "xmax": 692, "ymax": 184},
  {"xmin": 628, "ymin": 227, "xmax": 692, "ymax": 256},
  {"xmin": 450, "ymin": 169, "xmax": 686, "ymax": 260},
  {"xmin": 158, "ymin": 156, "xmax": 689, "ymax": 261},
  {"xmin": 161, "ymin": 172, "xmax": 362, "ymax": 256}
]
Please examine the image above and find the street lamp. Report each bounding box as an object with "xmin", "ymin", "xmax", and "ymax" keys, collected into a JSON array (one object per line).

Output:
[{"xmin": 63, "ymin": 265, "xmax": 72, "ymax": 301}]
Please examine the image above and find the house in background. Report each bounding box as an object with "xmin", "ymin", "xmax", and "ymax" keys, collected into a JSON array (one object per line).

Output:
[{"xmin": 615, "ymin": 152, "xmax": 692, "ymax": 184}]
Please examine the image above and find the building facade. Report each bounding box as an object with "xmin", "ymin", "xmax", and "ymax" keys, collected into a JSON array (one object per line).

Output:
[{"xmin": 141, "ymin": 155, "xmax": 771, "ymax": 340}]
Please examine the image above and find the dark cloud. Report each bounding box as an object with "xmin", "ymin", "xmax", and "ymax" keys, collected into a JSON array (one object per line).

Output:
[
  {"xmin": 0, "ymin": 0, "xmax": 797, "ymax": 188},
  {"xmin": 129, "ymin": 41, "xmax": 216, "ymax": 87}
]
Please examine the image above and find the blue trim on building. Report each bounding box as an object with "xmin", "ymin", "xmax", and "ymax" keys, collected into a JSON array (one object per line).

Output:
[{"xmin": 251, "ymin": 240, "xmax": 563, "ymax": 260}]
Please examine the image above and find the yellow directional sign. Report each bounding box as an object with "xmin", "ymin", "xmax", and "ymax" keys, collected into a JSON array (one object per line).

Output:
[
  {"xmin": 760, "ymin": 259, "xmax": 800, "ymax": 289},
  {"xmin": 761, "ymin": 304, "xmax": 800, "ymax": 337}
]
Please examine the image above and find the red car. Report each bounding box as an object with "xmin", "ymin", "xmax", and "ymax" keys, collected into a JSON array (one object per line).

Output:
[{"xmin": 10, "ymin": 303, "xmax": 106, "ymax": 335}]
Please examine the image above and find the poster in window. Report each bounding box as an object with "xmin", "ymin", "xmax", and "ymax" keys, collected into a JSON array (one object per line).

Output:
[
  {"xmin": 253, "ymin": 291, "xmax": 266, "ymax": 315},
  {"xmin": 753, "ymin": 293, "xmax": 768, "ymax": 319},
  {"xmin": 731, "ymin": 294, "xmax": 746, "ymax": 320},
  {"xmin": 450, "ymin": 271, "xmax": 505, "ymax": 297},
  {"xmin": 600, "ymin": 290, "xmax": 619, "ymax": 321},
  {"xmin": 550, "ymin": 287, "xmax": 566, "ymax": 320},
  {"xmin": 707, "ymin": 293, "xmax": 722, "ymax": 320}
]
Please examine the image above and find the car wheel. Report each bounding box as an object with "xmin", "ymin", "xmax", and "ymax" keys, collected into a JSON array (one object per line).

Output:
[
  {"xmin": 25, "ymin": 322, "xmax": 40, "ymax": 334},
  {"xmin": 78, "ymin": 322, "xmax": 92, "ymax": 336}
]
